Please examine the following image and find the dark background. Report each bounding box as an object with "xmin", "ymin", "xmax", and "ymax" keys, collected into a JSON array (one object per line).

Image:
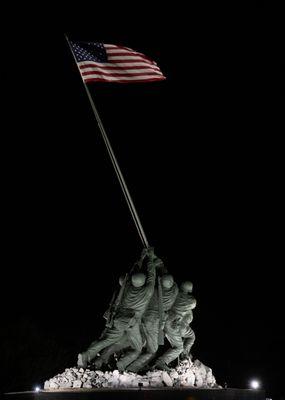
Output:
[{"xmin": 1, "ymin": 1, "xmax": 284, "ymax": 399}]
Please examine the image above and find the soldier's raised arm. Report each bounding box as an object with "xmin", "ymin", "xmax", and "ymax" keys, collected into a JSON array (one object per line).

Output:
[{"xmin": 144, "ymin": 248, "xmax": 164, "ymax": 299}]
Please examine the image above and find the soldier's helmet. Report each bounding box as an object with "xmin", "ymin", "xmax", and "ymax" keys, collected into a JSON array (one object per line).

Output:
[
  {"xmin": 131, "ymin": 272, "xmax": 146, "ymax": 287},
  {"xmin": 119, "ymin": 275, "xmax": 125, "ymax": 287},
  {"xmin": 161, "ymin": 274, "xmax": 174, "ymax": 289},
  {"xmin": 189, "ymin": 297, "xmax": 197, "ymax": 309},
  {"xmin": 181, "ymin": 281, "xmax": 193, "ymax": 293}
]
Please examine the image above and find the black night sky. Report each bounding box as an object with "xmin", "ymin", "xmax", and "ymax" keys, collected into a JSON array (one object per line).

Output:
[{"xmin": 1, "ymin": 2, "xmax": 284, "ymax": 399}]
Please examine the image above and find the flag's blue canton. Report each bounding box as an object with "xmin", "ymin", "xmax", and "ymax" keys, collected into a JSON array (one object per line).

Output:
[{"xmin": 70, "ymin": 41, "xmax": 107, "ymax": 63}]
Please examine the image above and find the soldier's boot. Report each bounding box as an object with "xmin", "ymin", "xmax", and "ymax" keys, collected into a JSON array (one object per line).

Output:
[
  {"xmin": 77, "ymin": 353, "xmax": 88, "ymax": 369},
  {"xmin": 127, "ymin": 353, "xmax": 155, "ymax": 373},
  {"xmin": 153, "ymin": 359, "xmax": 171, "ymax": 372},
  {"xmin": 180, "ymin": 350, "xmax": 191, "ymax": 360},
  {"xmin": 116, "ymin": 360, "xmax": 125, "ymax": 372},
  {"xmin": 93, "ymin": 357, "xmax": 103, "ymax": 370},
  {"xmin": 126, "ymin": 364, "xmax": 139, "ymax": 373},
  {"xmin": 182, "ymin": 343, "xmax": 194, "ymax": 360},
  {"xmin": 117, "ymin": 350, "xmax": 141, "ymax": 372}
]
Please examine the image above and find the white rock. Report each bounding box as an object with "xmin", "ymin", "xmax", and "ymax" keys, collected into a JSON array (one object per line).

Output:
[
  {"xmin": 178, "ymin": 376, "xmax": 189, "ymax": 387},
  {"xmin": 108, "ymin": 376, "xmax": 119, "ymax": 387},
  {"xmin": 112, "ymin": 369, "xmax": 120, "ymax": 377},
  {"xmin": 44, "ymin": 358, "xmax": 219, "ymax": 389},
  {"xmin": 60, "ymin": 380, "xmax": 72, "ymax": 388},
  {"xmin": 193, "ymin": 359, "xmax": 207, "ymax": 387},
  {"xmin": 130, "ymin": 378, "xmax": 140, "ymax": 387},
  {"xmin": 170, "ymin": 370, "xmax": 179, "ymax": 380},
  {"xmin": 83, "ymin": 381, "xmax": 92, "ymax": 388},
  {"xmin": 72, "ymin": 380, "xmax": 82, "ymax": 388},
  {"xmin": 185, "ymin": 370, "xmax": 195, "ymax": 386},
  {"xmin": 66, "ymin": 371, "xmax": 75, "ymax": 379},
  {"xmin": 119, "ymin": 374, "xmax": 133, "ymax": 387},
  {"xmin": 44, "ymin": 381, "xmax": 50, "ymax": 390},
  {"xmin": 162, "ymin": 371, "xmax": 173, "ymax": 387},
  {"xmin": 49, "ymin": 381, "xmax": 59, "ymax": 389},
  {"xmin": 140, "ymin": 380, "xmax": 150, "ymax": 387},
  {"xmin": 147, "ymin": 370, "xmax": 163, "ymax": 386}
]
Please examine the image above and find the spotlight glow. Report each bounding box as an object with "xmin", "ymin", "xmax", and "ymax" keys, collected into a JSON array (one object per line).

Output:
[
  {"xmin": 250, "ymin": 380, "xmax": 260, "ymax": 389},
  {"xmin": 34, "ymin": 386, "xmax": 40, "ymax": 392}
]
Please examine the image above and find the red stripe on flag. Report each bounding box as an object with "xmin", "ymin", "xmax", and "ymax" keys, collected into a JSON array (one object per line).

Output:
[
  {"xmin": 84, "ymin": 77, "xmax": 165, "ymax": 84},
  {"xmin": 81, "ymin": 70, "xmax": 162, "ymax": 78},
  {"xmin": 79, "ymin": 63, "xmax": 160, "ymax": 71}
]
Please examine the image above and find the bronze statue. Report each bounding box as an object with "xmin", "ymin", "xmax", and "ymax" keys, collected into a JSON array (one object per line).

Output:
[{"xmin": 77, "ymin": 249, "xmax": 197, "ymax": 374}]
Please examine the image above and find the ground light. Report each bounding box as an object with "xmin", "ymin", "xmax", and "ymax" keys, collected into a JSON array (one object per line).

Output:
[{"xmin": 250, "ymin": 379, "xmax": 260, "ymax": 389}]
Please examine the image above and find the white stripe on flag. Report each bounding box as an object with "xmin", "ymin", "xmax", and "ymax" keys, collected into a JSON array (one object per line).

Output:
[{"xmin": 82, "ymin": 73, "xmax": 163, "ymax": 81}]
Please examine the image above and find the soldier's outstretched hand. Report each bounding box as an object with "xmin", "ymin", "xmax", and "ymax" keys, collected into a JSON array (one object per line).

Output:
[
  {"xmin": 140, "ymin": 247, "xmax": 149, "ymax": 259},
  {"xmin": 146, "ymin": 246, "xmax": 155, "ymax": 258}
]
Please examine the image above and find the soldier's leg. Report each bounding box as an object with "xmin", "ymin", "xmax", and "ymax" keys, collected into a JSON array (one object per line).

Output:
[
  {"xmin": 80, "ymin": 324, "xmax": 125, "ymax": 365},
  {"xmin": 116, "ymin": 323, "xmax": 143, "ymax": 371},
  {"xmin": 155, "ymin": 324, "xmax": 183, "ymax": 367},
  {"xmin": 183, "ymin": 327, "xmax": 195, "ymax": 356},
  {"xmin": 127, "ymin": 318, "xmax": 159, "ymax": 373},
  {"xmin": 95, "ymin": 336, "xmax": 129, "ymax": 368}
]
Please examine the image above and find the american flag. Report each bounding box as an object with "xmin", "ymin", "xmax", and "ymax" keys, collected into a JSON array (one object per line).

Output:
[{"xmin": 69, "ymin": 40, "xmax": 166, "ymax": 83}]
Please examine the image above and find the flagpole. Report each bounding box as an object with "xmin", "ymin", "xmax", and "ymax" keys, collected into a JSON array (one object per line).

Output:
[
  {"xmin": 65, "ymin": 35, "xmax": 149, "ymax": 249},
  {"xmin": 83, "ymin": 83, "xmax": 149, "ymax": 249}
]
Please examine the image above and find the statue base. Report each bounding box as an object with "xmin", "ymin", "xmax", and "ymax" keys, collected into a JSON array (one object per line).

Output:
[{"xmin": 4, "ymin": 388, "xmax": 266, "ymax": 400}]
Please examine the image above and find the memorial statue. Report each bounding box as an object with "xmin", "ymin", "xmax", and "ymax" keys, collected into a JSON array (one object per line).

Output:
[
  {"xmin": 41, "ymin": 41, "xmax": 221, "ymax": 390},
  {"xmin": 154, "ymin": 281, "xmax": 196, "ymax": 370},
  {"xmin": 77, "ymin": 247, "xmax": 161, "ymax": 370}
]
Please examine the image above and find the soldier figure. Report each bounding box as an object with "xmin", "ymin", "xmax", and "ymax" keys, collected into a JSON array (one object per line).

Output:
[
  {"xmin": 154, "ymin": 281, "xmax": 196, "ymax": 370},
  {"xmin": 180, "ymin": 312, "xmax": 196, "ymax": 360},
  {"xmin": 92, "ymin": 275, "xmax": 128, "ymax": 370},
  {"xmin": 77, "ymin": 248, "xmax": 160, "ymax": 370},
  {"xmin": 126, "ymin": 273, "xmax": 179, "ymax": 373}
]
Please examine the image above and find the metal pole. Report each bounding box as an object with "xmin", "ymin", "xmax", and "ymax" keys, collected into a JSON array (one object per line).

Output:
[{"xmin": 65, "ymin": 35, "xmax": 149, "ymax": 248}]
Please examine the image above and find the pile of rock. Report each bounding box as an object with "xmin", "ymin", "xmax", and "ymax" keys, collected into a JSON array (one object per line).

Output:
[{"xmin": 44, "ymin": 358, "xmax": 219, "ymax": 390}]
